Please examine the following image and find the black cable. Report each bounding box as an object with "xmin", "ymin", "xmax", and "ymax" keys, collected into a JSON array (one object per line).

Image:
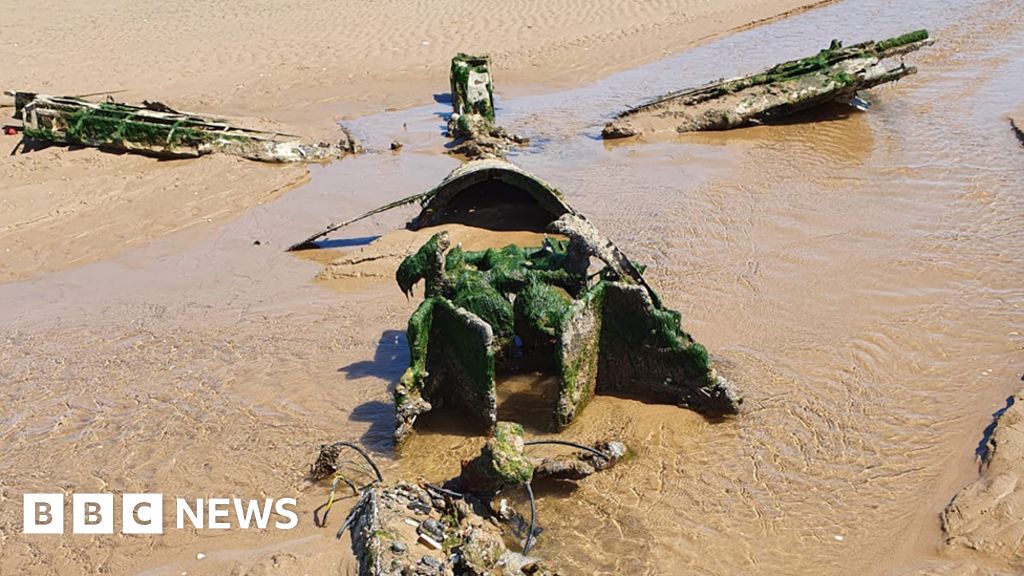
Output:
[
  {"xmin": 523, "ymin": 481, "xmax": 537, "ymax": 554},
  {"xmin": 328, "ymin": 441, "xmax": 384, "ymax": 483},
  {"xmin": 313, "ymin": 501, "xmax": 329, "ymax": 528},
  {"xmin": 523, "ymin": 439, "xmax": 609, "ymax": 461},
  {"xmin": 312, "ymin": 441, "xmax": 382, "ymax": 532},
  {"xmin": 425, "ymin": 483, "xmax": 465, "ymax": 499}
]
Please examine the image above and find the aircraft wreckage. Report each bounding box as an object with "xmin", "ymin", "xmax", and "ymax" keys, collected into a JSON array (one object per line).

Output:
[
  {"xmin": 445, "ymin": 53, "xmax": 528, "ymax": 159},
  {"xmin": 602, "ymin": 29, "xmax": 933, "ymax": 137},
  {"xmin": 288, "ymin": 52, "xmax": 743, "ymax": 574},
  {"xmin": 7, "ymin": 91, "xmax": 359, "ymax": 162},
  {"xmin": 311, "ymin": 424, "xmax": 628, "ymax": 575},
  {"xmin": 296, "ymin": 159, "xmax": 740, "ymax": 570},
  {"xmin": 290, "ymin": 159, "xmax": 742, "ymax": 448}
]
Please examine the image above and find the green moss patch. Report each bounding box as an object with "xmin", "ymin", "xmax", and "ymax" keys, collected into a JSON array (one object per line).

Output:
[
  {"xmin": 45, "ymin": 104, "xmax": 215, "ymax": 150},
  {"xmin": 395, "ymin": 226, "xmax": 739, "ymax": 443}
]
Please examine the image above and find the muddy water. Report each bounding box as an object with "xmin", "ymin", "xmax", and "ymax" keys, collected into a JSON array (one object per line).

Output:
[{"xmin": 2, "ymin": 0, "xmax": 1023, "ymax": 574}]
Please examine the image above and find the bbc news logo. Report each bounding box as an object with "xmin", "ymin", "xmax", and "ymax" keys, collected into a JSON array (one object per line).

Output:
[{"xmin": 23, "ymin": 494, "xmax": 298, "ymax": 534}]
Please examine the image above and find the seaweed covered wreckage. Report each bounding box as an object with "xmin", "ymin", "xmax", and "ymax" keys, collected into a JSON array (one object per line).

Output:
[
  {"xmin": 392, "ymin": 225, "xmax": 740, "ymax": 446},
  {"xmin": 312, "ymin": 424, "xmax": 628, "ymax": 576},
  {"xmin": 288, "ymin": 159, "xmax": 740, "ymax": 445},
  {"xmin": 444, "ymin": 54, "xmax": 527, "ymax": 159},
  {"xmin": 8, "ymin": 91, "xmax": 360, "ymax": 162},
  {"xmin": 281, "ymin": 54, "xmax": 743, "ymax": 575},
  {"xmin": 602, "ymin": 29, "xmax": 934, "ymax": 138},
  {"xmin": 290, "ymin": 159, "xmax": 580, "ymax": 251},
  {"xmin": 323, "ymin": 159, "xmax": 738, "ymax": 447}
]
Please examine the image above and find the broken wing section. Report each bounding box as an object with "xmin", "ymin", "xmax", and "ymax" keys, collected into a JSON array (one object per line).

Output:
[
  {"xmin": 14, "ymin": 92, "xmax": 357, "ymax": 162},
  {"xmin": 603, "ymin": 29, "xmax": 933, "ymax": 137}
]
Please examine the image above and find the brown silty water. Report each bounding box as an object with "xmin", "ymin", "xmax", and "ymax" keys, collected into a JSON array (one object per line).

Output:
[{"xmin": 1, "ymin": 0, "xmax": 1023, "ymax": 574}]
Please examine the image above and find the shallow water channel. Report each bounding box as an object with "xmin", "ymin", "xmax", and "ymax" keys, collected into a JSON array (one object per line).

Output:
[{"xmin": 1, "ymin": 0, "xmax": 1022, "ymax": 574}]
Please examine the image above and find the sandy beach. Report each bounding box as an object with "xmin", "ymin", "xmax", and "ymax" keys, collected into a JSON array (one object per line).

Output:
[
  {"xmin": 0, "ymin": 0, "xmax": 830, "ymax": 282},
  {"xmin": 2, "ymin": 0, "xmax": 1023, "ymax": 575},
  {"xmin": 2, "ymin": 0, "xmax": 838, "ymax": 121}
]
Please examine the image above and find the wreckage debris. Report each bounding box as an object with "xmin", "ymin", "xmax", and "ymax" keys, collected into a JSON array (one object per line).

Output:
[
  {"xmin": 406, "ymin": 159, "xmax": 576, "ymax": 233},
  {"xmin": 311, "ymin": 441, "xmax": 385, "ymax": 484},
  {"xmin": 280, "ymin": 50, "xmax": 749, "ymax": 574},
  {"xmin": 314, "ymin": 427, "xmax": 626, "ymax": 575},
  {"xmin": 602, "ymin": 29, "xmax": 934, "ymax": 137},
  {"xmin": 392, "ymin": 222, "xmax": 740, "ymax": 447},
  {"xmin": 448, "ymin": 125, "xmax": 529, "ymax": 160},
  {"xmin": 288, "ymin": 159, "xmax": 576, "ymax": 250},
  {"xmin": 449, "ymin": 53, "xmax": 496, "ymax": 135},
  {"xmin": 344, "ymin": 480, "xmax": 560, "ymax": 576},
  {"xmin": 368, "ymin": 161, "xmax": 740, "ymax": 447},
  {"xmin": 8, "ymin": 91, "xmax": 360, "ymax": 162},
  {"xmin": 284, "ymin": 159, "xmax": 740, "ymax": 446},
  {"xmin": 446, "ymin": 54, "xmax": 528, "ymax": 159},
  {"xmin": 292, "ymin": 156, "xmax": 664, "ymax": 297}
]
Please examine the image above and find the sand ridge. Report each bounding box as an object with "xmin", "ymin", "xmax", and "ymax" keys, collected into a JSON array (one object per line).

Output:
[
  {"xmin": 0, "ymin": 144, "xmax": 308, "ymax": 283},
  {"xmin": 942, "ymin": 390, "xmax": 1024, "ymax": 569}
]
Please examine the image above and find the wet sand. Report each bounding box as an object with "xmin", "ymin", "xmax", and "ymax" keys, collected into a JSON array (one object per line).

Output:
[
  {"xmin": 942, "ymin": 389, "xmax": 1024, "ymax": 566},
  {"xmin": 0, "ymin": 148, "xmax": 308, "ymax": 283},
  {"xmin": 2, "ymin": 0, "xmax": 1024, "ymax": 574},
  {"xmin": 0, "ymin": 0, "xmax": 839, "ymax": 122},
  {"xmin": 0, "ymin": 0, "xmax": 834, "ymax": 284}
]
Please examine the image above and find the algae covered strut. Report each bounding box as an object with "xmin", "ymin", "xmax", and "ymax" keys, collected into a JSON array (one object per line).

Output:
[
  {"xmin": 10, "ymin": 91, "xmax": 359, "ymax": 162},
  {"xmin": 603, "ymin": 29, "xmax": 933, "ymax": 137}
]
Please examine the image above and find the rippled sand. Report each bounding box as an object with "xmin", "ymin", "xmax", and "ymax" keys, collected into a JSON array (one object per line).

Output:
[
  {"xmin": 1, "ymin": 0, "xmax": 1023, "ymax": 574},
  {"xmin": 0, "ymin": 0, "xmax": 834, "ymax": 284}
]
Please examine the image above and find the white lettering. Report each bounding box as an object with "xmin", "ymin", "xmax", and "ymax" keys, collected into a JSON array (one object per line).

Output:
[
  {"xmin": 23, "ymin": 494, "xmax": 298, "ymax": 534},
  {"xmin": 233, "ymin": 499, "xmax": 273, "ymax": 529},
  {"xmin": 208, "ymin": 498, "xmax": 230, "ymax": 529},
  {"xmin": 274, "ymin": 498, "xmax": 298, "ymax": 529},
  {"xmin": 176, "ymin": 498, "xmax": 203, "ymax": 529},
  {"xmin": 23, "ymin": 494, "xmax": 64, "ymax": 534}
]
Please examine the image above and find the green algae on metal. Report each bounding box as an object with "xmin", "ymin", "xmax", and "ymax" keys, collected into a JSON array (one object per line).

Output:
[
  {"xmin": 603, "ymin": 29, "xmax": 933, "ymax": 137},
  {"xmin": 450, "ymin": 53, "xmax": 495, "ymax": 125},
  {"xmin": 317, "ymin": 159, "xmax": 738, "ymax": 448},
  {"xmin": 393, "ymin": 217, "xmax": 740, "ymax": 447},
  {"xmin": 397, "ymin": 231, "xmax": 450, "ymax": 297},
  {"xmin": 16, "ymin": 92, "xmax": 357, "ymax": 162}
]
